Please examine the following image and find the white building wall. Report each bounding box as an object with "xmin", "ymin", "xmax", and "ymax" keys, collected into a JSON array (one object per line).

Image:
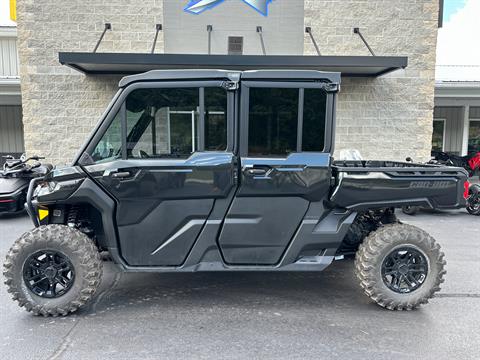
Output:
[
  {"xmin": 163, "ymin": 0, "xmax": 304, "ymax": 55},
  {"xmin": 0, "ymin": 27, "xmax": 19, "ymax": 78},
  {"xmin": 433, "ymin": 106, "xmax": 463, "ymax": 154},
  {"xmin": 0, "ymin": 105, "xmax": 24, "ymax": 153},
  {"xmin": 0, "ymin": 27, "xmax": 23, "ymax": 156}
]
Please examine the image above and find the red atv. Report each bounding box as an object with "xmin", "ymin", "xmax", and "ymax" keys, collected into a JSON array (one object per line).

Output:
[{"xmin": 402, "ymin": 151, "xmax": 480, "ymax": 215}]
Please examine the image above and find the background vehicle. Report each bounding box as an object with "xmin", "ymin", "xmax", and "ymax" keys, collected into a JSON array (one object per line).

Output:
[
  {"xmin": 0, "ymin": 155, "xmax": 52, "ymax": 215},
  {"xmin": 467, "ymin": 184, "xmax": 480, "ymax": 215},
  {"xmin": 430, "ymin": 150, "xmax": 480, "ymax": 176},
  {"xmin": 3, "ymin": 70, "xmax": 467, "ymax": 316},
  {"xmin": 402, "ymin": 151, "xmax": 480, "ymax": 215}
]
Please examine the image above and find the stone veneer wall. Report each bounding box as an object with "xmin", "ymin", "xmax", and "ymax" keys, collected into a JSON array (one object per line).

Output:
[
  {"xmin": 305, "ymin": 0, "xmax": 439, "ymax": 161},
  {"xmin": 17, "ymin": 0, "xmax": 438, "ymax": 164},
  {"xmin": 17, "ymin": 0, "xmax": 164, "ymax": 165}
]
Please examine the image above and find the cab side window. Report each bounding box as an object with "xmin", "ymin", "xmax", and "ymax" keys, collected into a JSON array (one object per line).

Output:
[
  {"xmin": 125, "ymin": 87, "xmax": 228, "ymax": 159},
  {"xmin": 303, "ymin": 88, "xmax": 327, "ymax": 152},
  {"xmin": 248, "ymin": 87, "xmax": 327, "ymax": 157},
  {"xmin": 91, "ymin": 86, "xmax": 228, "ymax": 163},
  {"xmin": 91, "ymin": 110, "xmax": 122, "ymax": 163},
  {"xmin": 205, "ymin": 87, "xmax": 228, "ymax": 151},
  {"xmin": 125, "ymin": 88, "xmax": 200, "ymax": 159},
  {"xmin": 248, "ymin": 88, "xmax": 298, "ymax": 156}
]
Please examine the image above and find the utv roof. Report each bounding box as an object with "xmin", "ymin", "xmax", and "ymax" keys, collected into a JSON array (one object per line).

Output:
[{"xmin": 118, "ymin": 69, "xmax": 341, "ymax": 88}]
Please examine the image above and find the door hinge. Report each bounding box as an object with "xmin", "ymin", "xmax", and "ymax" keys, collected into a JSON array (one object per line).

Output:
[
  {"xmin": 222, "ymin": 80, "xmax": 239, "ymax": 91},
  {"xmin": 330, "ymin": 176, "xmax": 337, "ymax": 186}
]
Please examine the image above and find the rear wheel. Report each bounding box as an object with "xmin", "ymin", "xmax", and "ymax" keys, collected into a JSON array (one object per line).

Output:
[
  {"xmin": 3, "ymin": 225, "xmax": 103, "ymax": 316},
  {"xmin": 466, "ymin": 184, "xmax": 480, "ymax": 215},
  {"xmin": 355, "ymin": 223, "xmax": 445, "ymax": 310},
  {"xmin": 402, "ymin": 205, "xmax": 419, "ymax": 216}
]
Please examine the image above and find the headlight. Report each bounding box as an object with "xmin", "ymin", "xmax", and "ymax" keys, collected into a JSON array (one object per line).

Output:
[
  {"xmin": 35, "ymin": 179, "xmax": 83, "ymax": 202},
  {"xmin": 34, "ymin": 181, "xmax": 57, "ymax": 198}
]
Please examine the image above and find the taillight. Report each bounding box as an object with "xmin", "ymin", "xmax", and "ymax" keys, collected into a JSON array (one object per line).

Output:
[
  {"xmin": 0, "ymin": 199, "xmax": 15, "ymax": 203},
  {"xmin": 464, "ymin": 181, "xmax": 470, "ymax": 199}
]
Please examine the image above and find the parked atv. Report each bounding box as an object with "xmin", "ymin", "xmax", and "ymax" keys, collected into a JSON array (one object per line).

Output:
[
  {"xmin": 402, "ymin": 151, "xmax": 480, "ymax": 215},
  {"xmin": 3, "ymin": 70, "xmax": 467, "ymax": 316},
  {"xmin": 0, "ymin": 155, "xmax": 52, "ymax": 215},
  {"xmin": 466, "ymin": 183, "xmax": 480, "ymax": 215}
]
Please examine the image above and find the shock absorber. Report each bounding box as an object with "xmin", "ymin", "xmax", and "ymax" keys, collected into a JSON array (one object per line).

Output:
[{"xmin": 67, "ymin": 205, "xmax": 79, "ymax": 227}]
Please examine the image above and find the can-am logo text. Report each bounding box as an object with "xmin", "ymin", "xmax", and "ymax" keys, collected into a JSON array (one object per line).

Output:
[{"xmin": 184, "ymin": 0, "xmax": 273, "ymax": 16}]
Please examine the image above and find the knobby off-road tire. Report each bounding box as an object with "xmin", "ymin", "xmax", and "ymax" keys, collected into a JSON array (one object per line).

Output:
[
  {"xmin": 3, "ymin": 225, "xmax": 103, "ymax": 316},
  {"xmin": 466, "ymin": 184, "xmax": 480, "ymax": 215},
  {"xmin": 355, "ymin": 223, "xmax": 446, "ymax": 310}
]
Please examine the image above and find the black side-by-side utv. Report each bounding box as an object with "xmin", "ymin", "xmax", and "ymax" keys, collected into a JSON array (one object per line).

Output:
[{"xmin": 3, "ymin": 70, "xmax": 468, "ymax": 316}]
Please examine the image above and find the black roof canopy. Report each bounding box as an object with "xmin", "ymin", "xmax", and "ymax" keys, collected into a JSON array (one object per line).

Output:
[{"xmin": 59, "ymin": 52, "xmax": 408, "ymax": 77}]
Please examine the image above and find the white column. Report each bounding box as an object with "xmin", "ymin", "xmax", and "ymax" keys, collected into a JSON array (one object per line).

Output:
[{"xmin": 461, "ymin": 105, "xmax": 470, "ymax": 156}]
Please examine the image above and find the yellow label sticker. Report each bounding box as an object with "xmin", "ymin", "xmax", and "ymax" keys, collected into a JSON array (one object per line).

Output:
[
  {"xmin": 38, "ymin": 209, "xmax": 49, "ymax": 221},
  {"xmin": 10, "ymin": 0, "xmax": 16, "ymax": 22}
]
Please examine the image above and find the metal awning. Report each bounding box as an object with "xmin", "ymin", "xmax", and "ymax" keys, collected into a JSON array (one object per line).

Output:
[{"xmin": 59, "ymin": 52, "xmax": 407, "ymax": 77}]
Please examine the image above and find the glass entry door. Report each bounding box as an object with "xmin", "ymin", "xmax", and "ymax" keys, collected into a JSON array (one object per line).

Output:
[
  {"xmin": 468, "ymin": 120, "xmax": 480, "ymax": 154},
  {"xmin": 432, "ymin": 119, "xmax": 445, "ymax": 152}
]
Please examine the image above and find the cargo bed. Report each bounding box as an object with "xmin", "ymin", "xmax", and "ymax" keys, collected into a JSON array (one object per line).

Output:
[{"xmin": 330, "ymin": 160, "xmax": 468, "ymax": 210}]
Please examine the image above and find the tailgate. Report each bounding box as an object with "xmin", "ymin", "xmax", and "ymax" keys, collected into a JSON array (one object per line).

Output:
[{"xmin": 330, "ymin": 161, "xmax": 468, "ymax": 210}]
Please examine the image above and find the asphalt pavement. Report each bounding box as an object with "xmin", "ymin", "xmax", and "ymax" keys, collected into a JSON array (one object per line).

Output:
[{"xmin": 0, "ymin": 210, "xmax": 479, "ymax": 359}]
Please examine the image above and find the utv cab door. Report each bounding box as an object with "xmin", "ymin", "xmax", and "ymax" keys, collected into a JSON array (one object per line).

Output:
[
  {"xmin": 217, "ymin": 73, "xmax": 336, "ymax": 265},
  {"xmin": 80, "ymin": 80, "xmax": 236, "ymax": 266}
]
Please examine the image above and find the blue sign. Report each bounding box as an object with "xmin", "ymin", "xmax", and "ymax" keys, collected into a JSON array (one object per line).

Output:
[{"xmin": 184, "ymin": 0, "xmax": 273, "ymax": 17}]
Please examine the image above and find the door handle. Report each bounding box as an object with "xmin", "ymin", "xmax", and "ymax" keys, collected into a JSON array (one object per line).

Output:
[
  {"xmin": 111, "ymin": 171, "xmax": 131, "ymax": 179},
  {"xmin": 103, "ymin": 169, "xmax": 132, "ymax": 179},
  {"xmin": 244, "ymin": 167, "xmax": 272, "ymax": 180},
  {"xmin": 246, "ymin": 168, "xmax": 267, "ymax": 176}
]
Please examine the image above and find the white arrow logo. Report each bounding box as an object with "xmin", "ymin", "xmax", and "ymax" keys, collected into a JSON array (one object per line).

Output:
[{"xmin": 184, "ymin": 0, "xmax": 273, "ymax": 16}]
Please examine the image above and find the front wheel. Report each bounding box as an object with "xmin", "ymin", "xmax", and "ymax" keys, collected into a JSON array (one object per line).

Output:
[
  {"xmin": 3, "ymin": 225, "xmax": 103, "ymax": 316},
  {"xmin": 466, "ymin": 184, "xmax": 480, "ymax": 215},
  {"xmin": 354, "ymin": 223, "xmax": 446, "ymax": 310}
]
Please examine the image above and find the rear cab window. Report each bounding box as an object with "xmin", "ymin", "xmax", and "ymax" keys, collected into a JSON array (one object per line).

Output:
[{"xmin": 247, "ymin": 86, "xmax": 327, "ymax": 157}]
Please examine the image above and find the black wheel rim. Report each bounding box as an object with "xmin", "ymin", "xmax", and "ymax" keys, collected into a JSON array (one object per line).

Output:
[
  {"xmin": 381, "ymin": 246, "xmax": 428, "ymax": 294},
  {"xmin": 23, "ymin": 250, "xmax": 75, "ymax": 298},
  {"xmin": 468, "ymin": 197, "xmax": 480, "ymax": 211},
  {"xmin": 469, "ymin": 203, "xmax": 480, "ymax": 211}
]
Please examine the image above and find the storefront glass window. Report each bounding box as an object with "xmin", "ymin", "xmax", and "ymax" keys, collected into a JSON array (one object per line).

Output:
[
  {"xmin": 468, "ymin": 120, "xmax": 480, "ymax": 154},
  {"xmin": 432, "ymin": 120, "xmax": 445, "ymax": 152}
]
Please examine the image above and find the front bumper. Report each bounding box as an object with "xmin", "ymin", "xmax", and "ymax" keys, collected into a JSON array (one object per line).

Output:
[
  {"xmin": 0, "ymin": 189, "xmax": 25, "ymax": 213},
  {"xmin": 26, "ymin": 177, "xmax": 45, "ymax": 227}
]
